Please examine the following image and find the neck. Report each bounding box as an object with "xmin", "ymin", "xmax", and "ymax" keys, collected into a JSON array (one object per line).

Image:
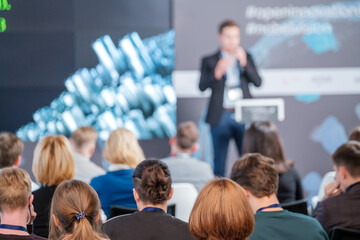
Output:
[
  {"xmin": 220, "ymin": 47, "xmax": 235, "ymax": 55},
  {"xmin": 171, "ymin": 146, "xmax": 192, "ymax": 156},
  {"xmin": 0, "ymin": 208, "xmax": 29, "ymax": 235},
  {"xmin": 137, "ymin": 202, "xmax": 168, "ymax": 213},
  {"xmin": 250, "ymin": 194, "xmax": 282, "ymax": 214},
  {"xmin": 75, "ymin": 149, "xmax": 91, "ymax": 159}
]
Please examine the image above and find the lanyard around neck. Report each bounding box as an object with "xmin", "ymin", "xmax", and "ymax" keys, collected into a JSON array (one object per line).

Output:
[
  {"xmin": 0, "ymin": 224, "xmax": 28, "ymax": 233},
  {"xmin": 256, "ymin": 203, "xmax": 281, "ymax": 214},
  {"xmin": 142, "ymin": 207, "xmax": 165, "ymax": 213}
]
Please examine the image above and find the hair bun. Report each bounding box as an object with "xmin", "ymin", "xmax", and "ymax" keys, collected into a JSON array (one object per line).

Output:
[{"xmin": 141, "ymin": 164, "xmax": 170, "ymax": 204}]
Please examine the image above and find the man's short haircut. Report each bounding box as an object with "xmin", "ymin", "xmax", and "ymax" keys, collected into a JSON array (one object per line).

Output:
[
  {"xmin": 0, "ymin": 132, "xmax": 24, "ymax": 168},
  {"xmin": 230, "ymin": 153, "xmax": 279, "ymax": 198},
  {"xmin": 218, "ymin": 19, "xmax": 240, "ymax": 33},
  {"xmin": 0, "ymin": 167, "xmax": 31, "ymax": 212},
  {"xmin": 176, "ymin": 121, "xmax": 199, "ymax": 150},
  {"xmin": 349, "ymin": 126, "xmax": 360, "ymax": 142},
  {"xmin": 332, "ymin": 141, "xmax": 360, "ymax": 178},
  {"xmin": 70, "ymin": 126, "xmax": 97, "ymax": 149}
]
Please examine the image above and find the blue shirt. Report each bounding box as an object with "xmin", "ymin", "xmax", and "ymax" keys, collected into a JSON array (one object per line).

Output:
[
  {"xmin": 90, "ymin": 168, "xmax": 137, "ymax": 217},
  {"xmin": 221, "ymin": 52, "xmax": 242, "ymax": 108}
]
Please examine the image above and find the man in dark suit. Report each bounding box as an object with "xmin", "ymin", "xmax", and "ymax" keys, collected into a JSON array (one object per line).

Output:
[
  {"xmin": 199, "ymin": 20, "xmax": 262, "ymax": 176},
  {"xmin": 313, "ymin": 141, "xmax": 360, "ymax": 236}
]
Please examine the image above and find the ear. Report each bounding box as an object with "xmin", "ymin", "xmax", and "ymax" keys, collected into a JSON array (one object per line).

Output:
[
  {"xmin": 95, "ymin": 209, "xmax": 101, "ymax": 222},
  {"xmin": 191, "ymin": 143, "xmax": 199, "ymax": 154},
  {"xmin": 53, "ymin": 214, "xmax": 61, "ymax": 227},
  {"xmin": 88, "ymin": 143, "xmax": 96, "ymax": 156},
  {"xmin": 242, "ymin": 188, "xmax": 251, "ymax": 199},
  {"xmin": 167, "ymin": 187, "xmax": 174, "ymax": 201},
  {"xmin": 133, "ymin": 188, "xmax": 140, "ymax": 203},
  {"xmin": 29, "ymin": 194, "xmax": 34, "ymax": 206},
  {"xmin": 339, "ymin": 166, "xmax": 348, "ymax": 180},
  {"xmin": 14, "ymin": 156, "xmax": 21, "ymax": 167},
  {"xmin": 169, "ymin": 137, "xmax": 175, "ymax": 146}
]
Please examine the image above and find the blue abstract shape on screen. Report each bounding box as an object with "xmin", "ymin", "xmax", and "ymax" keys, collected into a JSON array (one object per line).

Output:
[
  {"xmin": 294, "ymin": 94, "xmax": 321, "ymax": 104},
  {"xmin": 302, "ymin": 171, "xmax": 322, "ymax": 205},
  {"xmin": 16, "ymin": 30, "xmax": 176, "ymax": 142},
  {"xmin": 302, "ymin": 32, "xmax": 339, "ymax": 54},
  {"xmin": 355, "ymin": 103, "xmax": 360, "ymax": 121},
  {"xmin": 311, "ymin": 115, "xmax": 347, "ymax": 154}
]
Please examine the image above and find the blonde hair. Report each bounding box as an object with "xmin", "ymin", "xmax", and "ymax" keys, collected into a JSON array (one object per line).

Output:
[
  {"xmin": 103, "ymin": 128, "xmax": 145, "ymax": 168},
  {"xmin": 32, "ymin": 135, "xmax": 75, "ymax": 186},
  {"xmin": 0, "ymin": 167, "xmax": 31, "ymax": 212},
  {"xmin": 189, "ymin": 178, "xmax": 255, "ymax": 240},
  {"xmin": 71, "ymin": 126, "xmax": 97, "ymax": 149},
  {"xmin": 49, "ymin": 180, "xmax": 109, "ymax": 240}
]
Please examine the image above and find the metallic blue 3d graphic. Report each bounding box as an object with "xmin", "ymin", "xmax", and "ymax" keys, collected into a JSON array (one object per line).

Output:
[{"xmin": 16, "ymin": 30, "xmax": 176, "ymax": 142}]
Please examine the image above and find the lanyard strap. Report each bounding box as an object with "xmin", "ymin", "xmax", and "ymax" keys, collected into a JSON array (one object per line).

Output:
[
  {"xmin": 142, "ymin": 207, "xmax": 165, "ymax": 213},
  {"xmin": 0, "ymin": 224, "xmax": 28, "ymax": 233},
  {"xmin": 346, "ymin": 181, "xmax": 360, "ymax": 192},
  {"xmin": 256, "ymin": 204, "xmax": 281, "ymax": 214}
]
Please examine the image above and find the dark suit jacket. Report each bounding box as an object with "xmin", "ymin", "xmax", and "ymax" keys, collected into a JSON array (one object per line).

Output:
[
  {"xmin": 103, "ymin": 210, "xmax": 195, "ymax": 240},
  {"xmin": 32, "ymin": 185, "xmax": 57, "ymax": 238},
  {"xmin": 199, "ymin": 51, "xmax": 262, "ymax": 125},
  {"xmin": 313, "ymin": 182, "xmax": 360, "ymax": 236}
]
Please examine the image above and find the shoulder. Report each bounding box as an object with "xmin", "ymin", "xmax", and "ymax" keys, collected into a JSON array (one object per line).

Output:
[
  {"xmin": 30, "ymin": 233, "xmax": 48, "ymax": 240},
  {"xmin": 32, "ymin": 186, "xmax": 56, "ymax": 196},
  {"xmin": 90, "ymin": 173, "xmax": 108, "ymax": 187},
  {"xmin": 285, "ymin": 211, "xmax": 324, "ymax": 228},
  {"xmin": 201, "ymin": 51, "xmax": 220, "ymax": 62}
]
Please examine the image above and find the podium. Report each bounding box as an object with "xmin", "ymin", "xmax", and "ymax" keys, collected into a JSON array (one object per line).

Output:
[{"xmin": 235, "ymin": 98, "xmax": 285, "ymax": 123}]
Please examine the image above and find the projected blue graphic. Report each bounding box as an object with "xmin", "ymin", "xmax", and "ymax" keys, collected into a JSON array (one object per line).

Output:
[
  {"xmin": 16, "ymin": 31, "xmax": 176, "ymax": 142},
  {"xmin": 311, "ymin": 115, "xmax": 347, "ymax": 154}
]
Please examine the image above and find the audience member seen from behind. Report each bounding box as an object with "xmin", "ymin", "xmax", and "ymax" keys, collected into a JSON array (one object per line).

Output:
[
  {"xmin": 349, "ymin": 126, "xmax": 360, "ymax": 142},
  {"xmin": 102, "ymin": 159, "xmax": 195, "ymax": 240},
  {"xmin": 189, "ymin": 178, "xmax": 254, "ymax": 240},
  {"xmin": 32, "ymin": 135, "xmax": 75, "ymax": 238},
  {"xmin": 90, "ymin": 128, "xmax": 144, "ymax": 217},
  {"xmin": 230, "ymin": 153, "xmax": 328, "ymax": 240},
  {"xmin": 49, "ymin": 180, "xmax": 109, "ymax": 240},
  {"xmin": 162, "ymin": 121, "xmax": 214, "ymax": 192},
  {"xmin": 0, "ymin": 132, "xmax": 39, "ymax": 191},
  {"xmin": 313, "ymin": 141, "xmax": 360, "ymax": 236},
  {"xmin": 70, "ymin": 126, "xmax": 105, "ymax": 184},
  {"xmin": 0, "ymin": 167, "xmax": 46, "ymax": 240},
  {"xmin": 242, "ymin": 121, "xmax": 303, "ymax": 203}
]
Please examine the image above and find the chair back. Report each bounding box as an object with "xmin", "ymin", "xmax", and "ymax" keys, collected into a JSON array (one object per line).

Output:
[
  {"xmin": 168, "ymin": 183, "xmax": 198, "ymax": 222},
  {"xmin": 281, "ymin": 199, "xmax": 308, "ymax": 215},
  {"xmin": 331, "ymin": 227, "xmax": 360, "ymax": 240}
]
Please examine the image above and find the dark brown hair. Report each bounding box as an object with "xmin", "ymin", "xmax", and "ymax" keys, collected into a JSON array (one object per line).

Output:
[
  {"xmin": 49, "ymin": 180, "xmax": 108, "ymax": 240},
  {"xmin": 218, "ymin": 20, "xmax": 239, "ymax": 33},
  {"xmin": 349, "ymin": 126, "xmax": 360, "ymax": 142},
  {"xmin": 176, "ymin": 121, "xmax": 199, "ymax": 150},
  {"xmin": 132, "ymin": 159, "xmax": 172, "ymax": 205},
  {"xmin": 0, "ymin": 132, "xmax": 24, "ymax": 168},
  {"xmin": 230, "ymin": 153, "xmax": 279, "ymax": 198},
  {"xmin": 189, "ymin": 178, "xmax": 254, "ymax": 240},
  {"xmin": 242, "ymin": 121, "xmax": 293, "ymax": 174},
  {"xmin": 332, "ymin": 141, "xmax": 360, "ymax": 177}
]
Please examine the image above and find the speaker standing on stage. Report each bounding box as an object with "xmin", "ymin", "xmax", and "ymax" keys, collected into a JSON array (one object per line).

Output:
[{"xmin": 199, "ymin": 20, "xmax": 262, "ymax": 176}]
